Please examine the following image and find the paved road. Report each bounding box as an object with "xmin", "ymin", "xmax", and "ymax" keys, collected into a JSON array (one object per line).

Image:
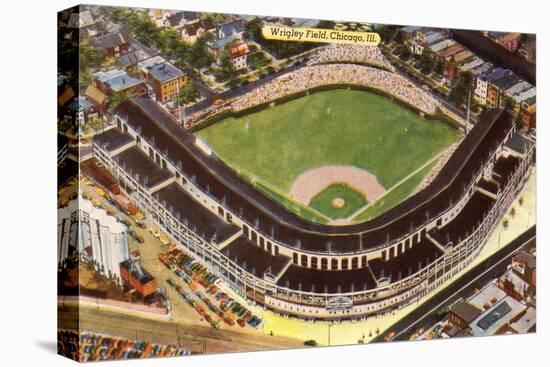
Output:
[
  {"xmin": 58, "ymin": 304, "xmax": 302, "ymax": 355},
  {"xmin": 372, "ymin": 225, "xmax": 536, "ymax": 342}
]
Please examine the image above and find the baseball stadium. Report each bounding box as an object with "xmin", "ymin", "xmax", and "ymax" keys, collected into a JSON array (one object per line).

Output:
[{"xmin": 91, "ymin": 45, "xmax": 534, "ymax": 320}]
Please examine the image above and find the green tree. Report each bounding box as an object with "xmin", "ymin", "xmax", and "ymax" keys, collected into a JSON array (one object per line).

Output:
[
  {"xmin": 177, "ymin": 79, "xmax": 200, "ymax": 105},
  {"xmin": 219, "ymin": 50, "xmax": 237, "ymax": 80},
  {"xmin": 108, "ymin": 91, "xmax": 135, "ymax": 113},
  {"xmin": 78, "ymin": 40, "xmax": 101, "ymax": 90},
  {"xmin": 245, "ymin": 17, "xmax": 263, "ymax": 41},
  {"xmin": 433, "ymin": 59, "xmax": 444, "ymax": 76},
  {"xmin": 449, "ymin": 73, "xmax": 473, "ymax": 106}
]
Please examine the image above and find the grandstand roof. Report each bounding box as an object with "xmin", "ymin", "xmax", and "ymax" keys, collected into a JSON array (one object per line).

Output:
[{"xmin": 114, "ymin": 97, "xmax": 513, "ymax": 254}]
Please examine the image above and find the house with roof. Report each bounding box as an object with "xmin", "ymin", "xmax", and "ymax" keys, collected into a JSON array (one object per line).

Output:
[
  {"xmin": 429, "ymin": 39, "xmax": 457, "ymax": 54},
  {"xmin": 120, "ymin": 251, "xmax": 157, "ymax": 298},
  {"xmin": 138, "ymin": 60, "xmax": 187, "ymax": 103},
  {"xmin": 181, "ymin": 19, "xmax": 216, "ymax": 44},
  {"xmin": 206, "ymin": 34, "xmax": 241, "ymax": 63},
  {"xmin": 118, "ymin": 49, "xmax": 151, "ymax": 70},
  {"xmin": 85, "ymin": 85, "xmax": 108, "ymax": 116},
  {"xmin": 475, "ymin": 68, "xmax": 511, "ymax": 105},
  {"xmin": 91, "ymin": 32, "xmax": 129, "ymax": 58},
  {"xmin": 227, "ymin": 40, "xmax": 250, "ymax": 69},
  {"xmin": 217, "ymin": 19, "xmax": 246, "ymax": 40},
  {"xmin": 509, "ymin": 87, "xmax": 536, "ymax": 115},
  {"xmin": 163, "ymin": 11, "xmax": 200, "ymax": 29},
  {"xmin": 68, "ymin": 96, "xmax": 98, "ymax": 127},
  {"xmin": 521, "ymin": 96, "xmax": 536, "ymax": 132},
  {"xmin": 66, "ymin": 9, "xmax": 95, "ymax": 29},
  {"xmin": 487, "ymin": 73, "xmax": 521, "ymax": 109},
  {"xmin": 148, "ymin": 8, "xmax": 177, "ymax": 27},
  {"xmin": 449, "ymin": 300, "xmax": 482, "ymax": 330},
  {"xmin": 92, "ymin": 69, "xmax": 147, "ymax": 97}
]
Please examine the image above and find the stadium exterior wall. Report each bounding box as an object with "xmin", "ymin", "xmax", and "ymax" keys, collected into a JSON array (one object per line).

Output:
[{"xmin": 89, "ymin": 105, "xmax": 533, "ymax": 319}]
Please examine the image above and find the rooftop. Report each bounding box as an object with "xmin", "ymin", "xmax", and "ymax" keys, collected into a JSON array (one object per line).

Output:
[
  {"xmin": 429, "ymin": 39, "xmax": 456, "ymax": 53},
  {"xmin": 468, "ymin": 283, "xmax": 507, "ymax": 311},
  {"xmin": 207, "ymin": 34, "xmax": 241, "ymax": 50},
  {"xmin": 504, "ymin": 132, "xmax": 535, "ymax": 156},
  {"xmin": 94, "ymin": 69, "xmax": 142, "ymax": 92},
  {"xmin": 119, "ymin": 49, "xmax": 151, "ymax": 67},
  {"xmin": 505, "ymin": 81, "xmax": 532, "ymax": 97},
  {"xmin": 480, "ymin": 68, "xmax": 512, "ymax": 83},
  {"xmin": 147, "ymin": 62, "xmax": 184, "ymax": 82},
  {"xmin": 92, "ymin": 32, "xmax": 127, "ymax": 50},
  {"xmin": 459, "ymin": 57, "xmax": 485, "ymax": 71},
  {"xmin": 493, "ymin": 74, "xmax": 522, "ymax": 90},
  {"xmin": 218, "ymin": 19, "xmax": 245, "ymax": 38},
  {"xmin": 85, "ymin": 85, "xmax": 107, "ymax": 105},
  {"xmin": 509, "ymin": 307, "xmax": 536, "ymax": 334},
  {"xmin": 137, "ymin": 56, "xmax": 167, "ymax": 71},
  {"xmin": 450, "ymin": 300, "xmax": 483, "ymax": 324},
  {"xmin": 470, "ymin": 296, "xmax": 525, "ymax": 337}
]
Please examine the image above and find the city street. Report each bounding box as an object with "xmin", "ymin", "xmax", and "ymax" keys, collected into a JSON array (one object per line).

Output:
[{"xmin": 372, "ymin": 225, "xmax": 535, "ymax": 342}]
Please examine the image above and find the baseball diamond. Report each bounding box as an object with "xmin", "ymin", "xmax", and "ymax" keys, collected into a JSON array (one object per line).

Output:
[
  {"xmin": 91, "ymin": 92, "xmax": 533, "ymax": 320},
  {"xmin": 196, "ymin": 88, "xmax": 462, "ymax": 224}
]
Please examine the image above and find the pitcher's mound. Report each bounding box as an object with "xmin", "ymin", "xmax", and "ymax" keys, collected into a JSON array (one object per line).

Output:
[{"xmin": 331, "ymin": 197, "xmax": 346, "ymax": 208}]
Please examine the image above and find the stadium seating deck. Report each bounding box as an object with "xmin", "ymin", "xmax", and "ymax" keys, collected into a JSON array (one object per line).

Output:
[
  {"xmin": 477, "ymin": 179, "xmax": 500, "ymax": 196},
  {"xmin": 153, "ymin": 183, "xmax": 241, "ymax": 244},
  {"xmin": 276, "ymin": 264, "xmax": 377, "ymax": 293},
  {"xmin": 93, "ymin": 127, "xmax": 135, "ymax": 152},
  {"xmin": 369, "ymin": 238, "xmax": 443, "ymax": 282},
  {"xmin": 222, "ymin": 235, "xmax": 291, "ymax": 278},
  {"xmin": 492, "ymin": 155, "xmax": 521, "ymax": 188},
  {"xmin": 430, "ymin": 191, "xmax": 496, "ymax": 246},
  {"xmin": 114, "ymin": 97, "xmax": 514, "ymax": 254},
  {"xmin": 113, "ymin": 146, "xmax": 173, "ymax": 189}
]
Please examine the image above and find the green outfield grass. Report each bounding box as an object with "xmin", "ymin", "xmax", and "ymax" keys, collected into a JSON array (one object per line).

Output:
[
  {"xmin": 351, "ymin": 160, "xmax": 438, "ymax": 222},
  {"xmin": 309, "ymin": 184, "xmax": 367, "ymax": 219},
  {"xmin": 195, "ymin": 88, "xmax": 462, "ymax": 223}
]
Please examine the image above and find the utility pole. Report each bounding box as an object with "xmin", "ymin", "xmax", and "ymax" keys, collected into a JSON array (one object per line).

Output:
[{"xmin": 465, "ymin": 88, "xmax": 471, "ymax": 134}]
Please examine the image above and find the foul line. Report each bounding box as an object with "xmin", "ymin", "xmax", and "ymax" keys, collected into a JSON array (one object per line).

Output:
[
  {"xmin": 347, "ymin": 147, "xmax": 451, "ymax": 222},
  {"xmin": 227, "ymin": 163, "xmax": 333, "ymax": 223}
]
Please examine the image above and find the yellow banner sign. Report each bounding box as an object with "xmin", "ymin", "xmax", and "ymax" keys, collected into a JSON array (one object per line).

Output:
[{"xmin": 262, "ymin": 26, "xmax": 380, "ymax": 46}]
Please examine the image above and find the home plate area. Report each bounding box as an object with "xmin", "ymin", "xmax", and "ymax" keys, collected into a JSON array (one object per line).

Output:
[{"xmin": 290, "ymin": 165, "xmax": 387, "ymax": 222}]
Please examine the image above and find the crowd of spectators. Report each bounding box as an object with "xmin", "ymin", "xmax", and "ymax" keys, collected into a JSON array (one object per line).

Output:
[
  {"xmin": 307, "ymin": 44, "xmax": 395, "ymax": 71},
  {"xmin": 230, "ymin": 64, "xmax": 441, "ymax": 115}
]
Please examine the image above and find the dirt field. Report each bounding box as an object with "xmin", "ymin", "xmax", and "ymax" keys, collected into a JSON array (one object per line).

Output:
[{"xmin": 290, "ymin": 165, "xmax": 386, "ymax": 205}]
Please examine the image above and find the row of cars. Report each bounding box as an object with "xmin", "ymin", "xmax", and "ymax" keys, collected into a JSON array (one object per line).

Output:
[
  {"xmin": 160, "ymin": 248, "xmax": 263, "ymax": 330},
  {"xmin": 80, "ymin": 176, "xmax": 147, "ymax": 244},
  {"xmin": 57, "ymin": 329, "xmax": 190, "ymax": 361}
]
